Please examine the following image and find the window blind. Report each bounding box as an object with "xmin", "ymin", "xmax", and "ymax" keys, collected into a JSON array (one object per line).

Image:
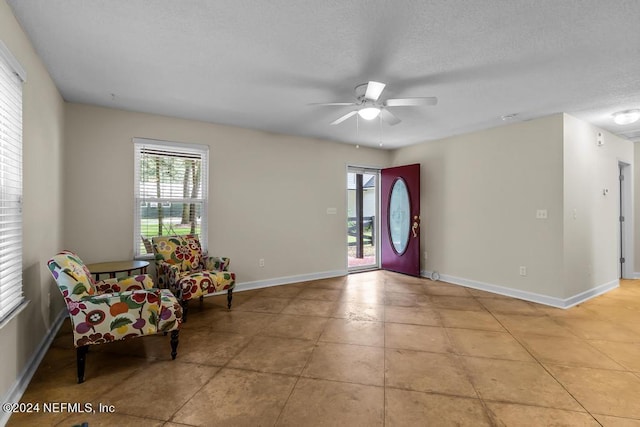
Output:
[
  {"xmin": 133, "ymin": 138, "xmax": 209, "ymax": 258},
  {"xmin": 0, "ymin": 42, "xmax": 25, "ymax": 322}
]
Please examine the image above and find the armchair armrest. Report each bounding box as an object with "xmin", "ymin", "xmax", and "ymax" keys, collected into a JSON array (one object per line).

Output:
[
  {"xmin": 95, "ymin": 274, "xmax": 154, "ymax": 294},
  {"xmin": 68, "ymin": 289, "xmax": 163, "ymax": 345},
  {"xmin": 204, "ymin": 256, "xmax": 230, "ymax": 271},
  {"xmin": 157, "ymin": 260, "xmax": 181, "ymax": 290}
]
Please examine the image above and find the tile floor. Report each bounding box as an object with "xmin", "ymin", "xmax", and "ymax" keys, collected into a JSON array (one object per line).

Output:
[{"xmin": 6, "ymin": 271, "xmax": 640, "ymax": 426}]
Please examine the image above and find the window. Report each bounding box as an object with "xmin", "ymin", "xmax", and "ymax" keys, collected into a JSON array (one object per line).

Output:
[
  {"xmin": 0, "ymin": 41, "xmax": 26, "ymax": 322},
  {"xmin": 134, "ymin": 138, "xmax": 208, "ymax": 258}
]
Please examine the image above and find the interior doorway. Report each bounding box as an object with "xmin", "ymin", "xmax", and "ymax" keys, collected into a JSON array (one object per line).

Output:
[{"xmin": 347, "ymin": 166, "xmax": 379, "ymax": 271}]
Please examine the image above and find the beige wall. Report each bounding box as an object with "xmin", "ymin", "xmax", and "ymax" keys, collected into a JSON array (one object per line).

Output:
[
  {"xmin": 391, "ymin": 113, "xmax": 636, "ymax": 303},
  {"xmin": 0, "ymin": 0, "xmax": 65, "ymax": 402},
  {"xmin": 391, "ymin": 115, "xmax": 566, "ymax": 298},
  {"xmin": 562, "ymin": 114, "xmax": 634, "ymax": 297},
  {"xmin": 63, "ymin": 104, "xmax": 390, "ymax": 283}
]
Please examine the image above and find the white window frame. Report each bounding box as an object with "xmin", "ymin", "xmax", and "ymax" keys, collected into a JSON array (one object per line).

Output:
[
  {"xmin": 133, "ymin": 137, "xmax": 209, "ymax": 259},
  {"xmin": 0, "ymin": 41, "xmax": 26, "ymax": 325}
]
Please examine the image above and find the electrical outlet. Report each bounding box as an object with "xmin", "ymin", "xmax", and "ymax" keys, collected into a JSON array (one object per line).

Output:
[
  {"xmin": 536, "ymin": 209, "xmax": 548, "ymax": 219},
  {"xmin": 423, "ymin": 251, "xmax": 428, "ymax": 260},
  {"xmin": 519, "ymin": 266, "xmax": 527, "ymax": 276},
  {"xmin": 259, "ymin": 258, "xmax": 265, "ymax": 267}
]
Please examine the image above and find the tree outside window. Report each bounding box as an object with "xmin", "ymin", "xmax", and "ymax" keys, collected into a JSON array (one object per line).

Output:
[{"xmin": 134, "ymin": 139, "xmax": 208, "ymax": 258}]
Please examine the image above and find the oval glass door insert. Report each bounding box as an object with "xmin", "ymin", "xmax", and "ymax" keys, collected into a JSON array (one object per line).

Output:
[{"xmin": 388, "ymin": 178, "xmax": 411, "ymax": 254}]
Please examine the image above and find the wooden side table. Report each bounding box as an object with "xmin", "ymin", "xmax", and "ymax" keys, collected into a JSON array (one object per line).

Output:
[{"xmin": 85, "ymin": 260, "xmax": 150, "ymax": 281}]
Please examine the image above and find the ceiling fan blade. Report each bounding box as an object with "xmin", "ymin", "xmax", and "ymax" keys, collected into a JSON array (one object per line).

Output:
[
  {"xmin": 330, "ymin": 110, "xmax": 358, "ymax": 125},
  {"xmin": 380, "ymin": 108, "xmax": 401, "ymax": 126},
  {"xmin": 309, "ymin": 102, "xmax": 357, "ymax": 106},
  {"xmin": 364, "ymin": 81, "xmax": 386, "ymax": 101},
  {"xmin": 385, "ymin": 97, "xmax": 438, "ymax": 107}
]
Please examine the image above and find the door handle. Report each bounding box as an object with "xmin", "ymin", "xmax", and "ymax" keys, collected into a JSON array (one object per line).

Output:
[{"xmin": 412, "ymin": 215, "xmax": 420, "ymax": 238}]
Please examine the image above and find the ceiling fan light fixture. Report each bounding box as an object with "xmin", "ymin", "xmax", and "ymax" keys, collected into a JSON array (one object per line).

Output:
[
  {"xmin": 358, "ymin": 107, "xmax": 381, "ymax": 120},
  {"xmin": 612, "ymin": 109, "xmax": 640, "ymax": 125}
]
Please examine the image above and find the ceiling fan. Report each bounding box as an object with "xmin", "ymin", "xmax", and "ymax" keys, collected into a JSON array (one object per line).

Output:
[{"xmin": 312, "ymin": 81, "xmax": 437, "ymax": 126}]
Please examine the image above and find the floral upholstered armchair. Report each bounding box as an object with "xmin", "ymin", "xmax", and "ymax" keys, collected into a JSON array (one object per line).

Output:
[
  {"xmin": 47, "ymin": 250, "xmax": 182, "ymax": 383},
  {"xmin": 152, "ymin": 235, "xmax": 236, "ymax": 321}
]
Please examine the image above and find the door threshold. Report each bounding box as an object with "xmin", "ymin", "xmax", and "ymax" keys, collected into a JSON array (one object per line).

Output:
[{"xmin": 348, "ymin": 266, "xmax": 380, "ymax": 274}]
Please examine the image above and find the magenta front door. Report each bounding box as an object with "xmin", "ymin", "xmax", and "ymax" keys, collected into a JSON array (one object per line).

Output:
[{"xmin": 381, "ymin": 164, "xmax": 420, "ymax": 276}]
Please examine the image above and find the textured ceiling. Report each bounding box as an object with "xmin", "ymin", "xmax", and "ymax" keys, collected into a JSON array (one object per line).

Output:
[{"xmin": 7, "ymin": 0, "xmax": 640, "ymax": 148}]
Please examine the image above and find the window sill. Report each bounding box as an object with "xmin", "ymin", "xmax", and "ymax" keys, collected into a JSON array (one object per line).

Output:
[{"xmin": 0, "ymin": 299, "xmax": 30, "ymax": 330}]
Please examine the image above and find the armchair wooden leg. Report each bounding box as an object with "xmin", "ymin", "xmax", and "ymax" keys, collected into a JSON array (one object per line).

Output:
[
  {"xmin": 227, "ymin": 289, "xmax": 233, "ymax": 309},
  {"xmin": 76, "ymin": 345, "xmax": 89, "ymax": 384},
  {"xmin": 181, "ymin": 300, "xmax": 189, "ymax": 322},
  {"xmin": 199, "ymin": 295, "xmax": 204, "ymax": 306},
  {"xmin": 170, "ymin": 330, "xmax": 179, "ymax": 360}
]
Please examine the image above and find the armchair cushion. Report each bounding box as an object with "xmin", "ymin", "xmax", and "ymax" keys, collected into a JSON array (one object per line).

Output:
[
  {"xmin": 74, "ymin": 289, "xmax": 162, "ymax": 344},
  {"xmin": 156, "ymin": 258, "xmax": 235, "ymax": 299},
  {"xmin": 177, "ymin": 270, "xmax": 235, "ymax": 300},
  {"xmin": 94, "ymin": 274, "xmax": 155, "ymax": 294},
  {"xmin": 153, "ymin": 235, "xmax": 202, "ymax": 272}
]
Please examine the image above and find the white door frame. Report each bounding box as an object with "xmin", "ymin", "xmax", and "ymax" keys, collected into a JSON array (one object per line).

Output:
[
  {"xmin": 618, "ymin": 161, "xmax": 634, "ymax": 279},
  {"xmin": 346, "ymin": 165, "xmax": 381, "ymax": 272}
]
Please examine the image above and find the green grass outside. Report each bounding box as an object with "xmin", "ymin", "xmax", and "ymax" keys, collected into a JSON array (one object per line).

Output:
[
  {"xmin": 347, "ymin": 223, "xmax": 373, "ymax": 244},
  {"xmin": 140, "ymin": 218, "xmax": 200, "ymax": 238}
]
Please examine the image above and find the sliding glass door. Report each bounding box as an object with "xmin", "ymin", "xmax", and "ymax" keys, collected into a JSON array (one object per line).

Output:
[{"xmin": 347, "ymin": 166, "xmax": 379, "ymax": 271}]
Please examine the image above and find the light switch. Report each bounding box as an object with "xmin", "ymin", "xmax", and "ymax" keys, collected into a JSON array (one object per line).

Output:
[{"xmin": 326, "ymin": 207, "xmax": 337, "ymax": 215}]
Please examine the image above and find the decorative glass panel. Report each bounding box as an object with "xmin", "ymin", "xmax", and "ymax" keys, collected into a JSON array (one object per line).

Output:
[{"xmin": 388, "ymin": 178, "xmax": 410, "ymax": 254}]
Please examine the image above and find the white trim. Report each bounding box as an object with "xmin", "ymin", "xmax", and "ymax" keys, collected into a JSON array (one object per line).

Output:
[
  {"xmin": 421, "ymin": 271, "xmax": 619, "ymax": 309},
  {"xmin": 346, "ymin": 164, "xmax": 382, "ymax": 273},
  {"xmin": 562, "ymin": 280, "xmax": 619, "ymax": 308},
  {"xmin": 0, "ymin": 309, "xmax": 67, "ymax": 426},
  {"xmin": 632, "ymin": 272, "xmax": 640, "ymax": 279},
  {"xmin": 234, "ymin": 270, "xmax": 347, "ymax": 293},
  {"xmin": 0, "ymin": 299, "xmax": 28, "ymax": 330},
  {"xmin": 348, "ymin": 265, "xmax": 379, "ymax": 274},
  {"xmin": 0, "ymin": 41, "xmax": 26, "ymax": 82},
  {"xmin": 618, "ymin": 161, "xmax": 634, "ymax": 279},
  {"xmin": 132, "ymin": 137, "xmax": 209, "ymax": 153}
]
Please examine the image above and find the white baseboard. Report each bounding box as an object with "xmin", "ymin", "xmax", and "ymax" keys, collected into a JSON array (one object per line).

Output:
[
  {"xmin": 632, "ymin": 272, "xmax": 640, "ymax": 279},
  {"xmin": 235, "ymin": 270, "xmax": 348, "ymax": 293},
  {"xmin": 421, "ymin": 270, "xmax": 619, "ymax": 309},
  {"xmin": 562, "ymin": 280, "xmax": 619, "ymax": 308},
  {"xmin": 0, "ymin": 309, "xmax": 68, "ymax": 426}
]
